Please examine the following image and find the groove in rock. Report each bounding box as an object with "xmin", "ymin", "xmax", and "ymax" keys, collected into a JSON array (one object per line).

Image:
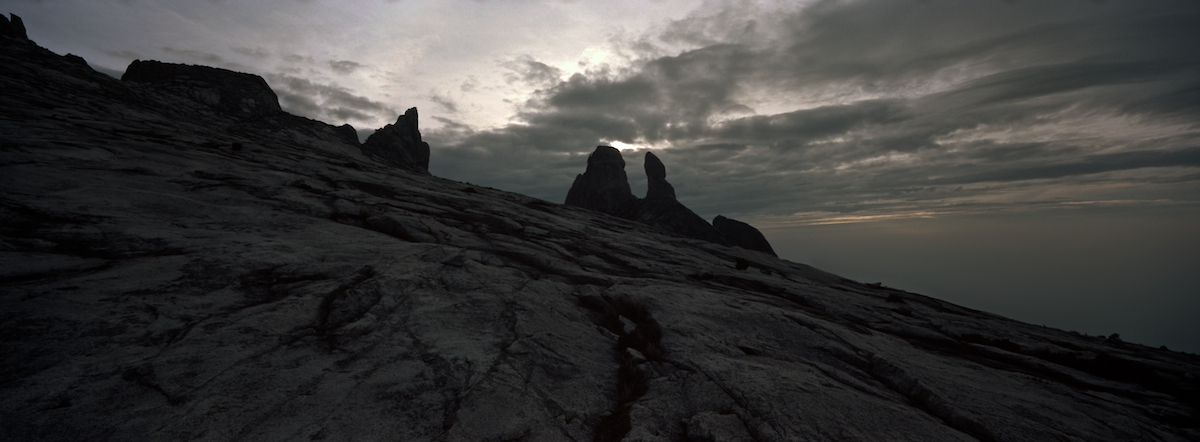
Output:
[{"xmin": 584, "ymin": 296, "xmax": 665, "ymax": 442}]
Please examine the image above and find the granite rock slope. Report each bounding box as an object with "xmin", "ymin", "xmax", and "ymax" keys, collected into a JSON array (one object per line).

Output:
[{"xmin": 2, "ymin": 17, "xmax": 1199, "ymax": 442}]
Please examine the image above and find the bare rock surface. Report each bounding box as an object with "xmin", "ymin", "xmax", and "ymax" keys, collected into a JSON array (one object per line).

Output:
[{"xmin": 3, "ymin": 18, "xmax": 1199, "ymax": 442}]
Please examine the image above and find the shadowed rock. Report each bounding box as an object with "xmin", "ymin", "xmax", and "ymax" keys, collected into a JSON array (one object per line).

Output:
[
  {"xmin": 360, "ymin": 107, "xmax": 430, "ymax": 173},
  {"xmin": 713, "ymin": 215, "xmax": 777, "ymax": 256},
  {"xmin": 566, "ymin": 147, "xmax": 726, "ymax": 245},
  {"xmin": 1, "ymin": 13, "xmax": 28, "ymax": 40},
  {"xmin": 564, "ymin": 146, "xmax": 638, "ymax": 213},
  {"xmin": 335, "ymin": 123, "xmax": 360, "ymax": 146},
  {"xmin": 121, "ymin": 60, "xmax": 282, "ymax": 118},
  {"xmin": 622, "ymin": 198, "xmax": 728, "ymax": 245},
  {"xmin": 644, "ymin": 152, "xmax": 676, "ymax": 201}
]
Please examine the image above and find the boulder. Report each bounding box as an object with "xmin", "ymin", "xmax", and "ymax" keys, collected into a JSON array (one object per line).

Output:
[
  {"xmin": 360, "ymin": 107, "xmax": 431, "ymax": 173},
  {"xmin": 713, "ymin": 215, "xmax": 777, "ymax": 256},
  {"xmin": 121, "ymin": 60, "xmax": 282, "ymax": 118},
  {"xmin": 564, "ymin": 146, "xmax": 638, "ymax": 213}
]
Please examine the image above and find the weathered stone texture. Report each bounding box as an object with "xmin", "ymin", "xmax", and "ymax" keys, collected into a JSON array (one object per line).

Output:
[{"xmin": 2, "ymin": 20, "xmax": 1198, "ymax": 442}]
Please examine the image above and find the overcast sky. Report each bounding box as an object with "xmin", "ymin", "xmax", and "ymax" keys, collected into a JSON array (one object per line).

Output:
[{"xmin": 9, "ymin": 0, "xmax": 1200, "ymax": 352}]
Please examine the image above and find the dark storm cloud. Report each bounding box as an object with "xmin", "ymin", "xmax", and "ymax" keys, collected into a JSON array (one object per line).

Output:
[
  {"xmin": 927, "ymin": 146, "xmax": 1200, "ymax": 185},
  {"xmin": 328, "ymin": 60, "xmax": 365, "ymax": 75},
  {"xmin": 429, "ymin": 94, "xmax": 458, "ymax": 113},
  {"xmin": 503, "ymin": 56, "xmax": 564, "ymax": 87},
  {"xmin": 266, "ymin": 74, "xmax": 397, "ymax": 125},
  {"xmin": 230, "ymin": 46, "xmax": 270, "ymax": 59},
  {"xmin": 429, "ymin": 0, "xmax": 1200, "ymax": 219}
]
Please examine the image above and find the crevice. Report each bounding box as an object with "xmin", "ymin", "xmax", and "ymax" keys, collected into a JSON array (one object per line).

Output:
[
  {"xmin": 576, "ymin": 295, "xmax": 666, "ymax": 442},
  {"xmin": 314, "ymin": 266, "xmax": 379, "ymax": 349},
  {"xmin": 868, "ymin": 355, "xmax": 992, "ymax": 442}
]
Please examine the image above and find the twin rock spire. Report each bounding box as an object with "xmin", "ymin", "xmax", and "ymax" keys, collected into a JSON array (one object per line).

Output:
[{"xmin": 565, "ymin": 146, "xmax": 776, "ymax": 256}]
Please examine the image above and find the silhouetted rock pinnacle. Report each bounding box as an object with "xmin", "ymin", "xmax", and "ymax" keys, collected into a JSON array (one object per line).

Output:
[
  {"xmin": 565, "ymin": 147, "xmax": 730, "ymax": 246},
  {"xmin": 713, "ymin": 215, "xmax": 777, "ymax": 256},
  {"xmin": 121, "ymin": 59, "xmax": 282, "ymax": 118},
  {"xmin": 564, "ymin": 146, "xmax": 639, "ymax": 213},
  {"xmin": 644, "ymin": 151, "xmax": 676, "ymax": 201},
  {"xmin": 1, "ymin": 13, "xmax": 28, "ymax": 40},
  {"xmin": 361, "ymin": 107, "xmax": 431, "ymax": 173}
]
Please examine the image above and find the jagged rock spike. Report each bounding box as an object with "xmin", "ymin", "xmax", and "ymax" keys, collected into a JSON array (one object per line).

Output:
[
  {"xmin": 643, "ymin": 151, "xmax": 676, "ymax": 201},
  {"xmin": 361, "ymin": 107, "xmax": 431, "ymax": 173}
]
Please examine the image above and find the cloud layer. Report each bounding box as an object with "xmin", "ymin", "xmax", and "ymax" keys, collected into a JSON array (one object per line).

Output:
[{"xmin": 427, "ymin": 0, "xmax": 1200, "ymax": 226}]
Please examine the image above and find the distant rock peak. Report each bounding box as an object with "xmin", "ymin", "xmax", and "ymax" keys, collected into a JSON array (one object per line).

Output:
[
  {"xmin": 1, "ymin": 14, "xmax": 28, "ymax": 40},
  {"xmin": 564, "ymin": 146, "xmax": 638, "ymax": 213},
  {"xmin": 565, "ymin": 147, "xmax": 775, "ymax": 253},
  {"xmin": 643, "ymin": 151, "xmax": 676, "ymax": 201},
  {"xmin": 361, "ymin": 107, "xmax": 430, "ymax": 174},
  {"xmin": 121, "ymin": 59, "xmax": 282, "ymax": 119}
]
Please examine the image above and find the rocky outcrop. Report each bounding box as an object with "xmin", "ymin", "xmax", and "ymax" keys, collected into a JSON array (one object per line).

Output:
[
  {"xmin": 627, "ymin": 151, "xmax": 727, "ymax": 244},
  {"xmin": 121, "ymin": 59, "xmax": 283, "ymax": 119},
  {"xmin": 360, "ymin": 107, "xmax": 430, "ymax": 173},
  {"xmin": 1, "ymin": 13, "xmax": 28, "ymax": 40},
  {"xmin": 643, "ymin": 151, "xmax": 675, "ymax": 201},
  {"xmin": 565, "ymin": 148, "xmax": 752, "ymax": 248},
  {"xmin": 564, "ymin": 146, "xmax": 639, "ymax": 213},
  {"xmin": 334, "ymin": 123, "xmax": 360, "ymax": 145},
  {"xmin": 714, "ymin": 215, "xmax": 777, "ymax": 256},
  {"xmin": 3, "ymin": 21, "xmax": 1199, "ymax": 442}
]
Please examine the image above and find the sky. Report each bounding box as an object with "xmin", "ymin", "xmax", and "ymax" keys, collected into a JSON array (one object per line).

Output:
[{"xmin": 8, "ymin": 0, "xmax": 1199, "ymax": 352}]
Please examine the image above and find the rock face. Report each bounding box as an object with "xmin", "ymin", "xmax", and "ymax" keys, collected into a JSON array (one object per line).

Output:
[
  {"xmin": 714, "ymin": 215, "xmax": 777, "ymax": 256},
  {"xmin": 564, "ymin": 146, "xmax": 639, "ymax": 213},
  {"xmin": 643, "ymin": 151, "xmax": 675, "ymax": 201},
  {"xmin": 335, "ymin": 123, "xmax": 360, "ymax": 146},
  {"xmin": 360, "ymin": 107, "xmax": 430, "ymax": 173},
  {"xmin": 121, "ymin": 59, "xmax": 283, "ymax": 119},
  {"xmin": 3, "ymin": 17, "xmax": 1199, "ymax": 442}
]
